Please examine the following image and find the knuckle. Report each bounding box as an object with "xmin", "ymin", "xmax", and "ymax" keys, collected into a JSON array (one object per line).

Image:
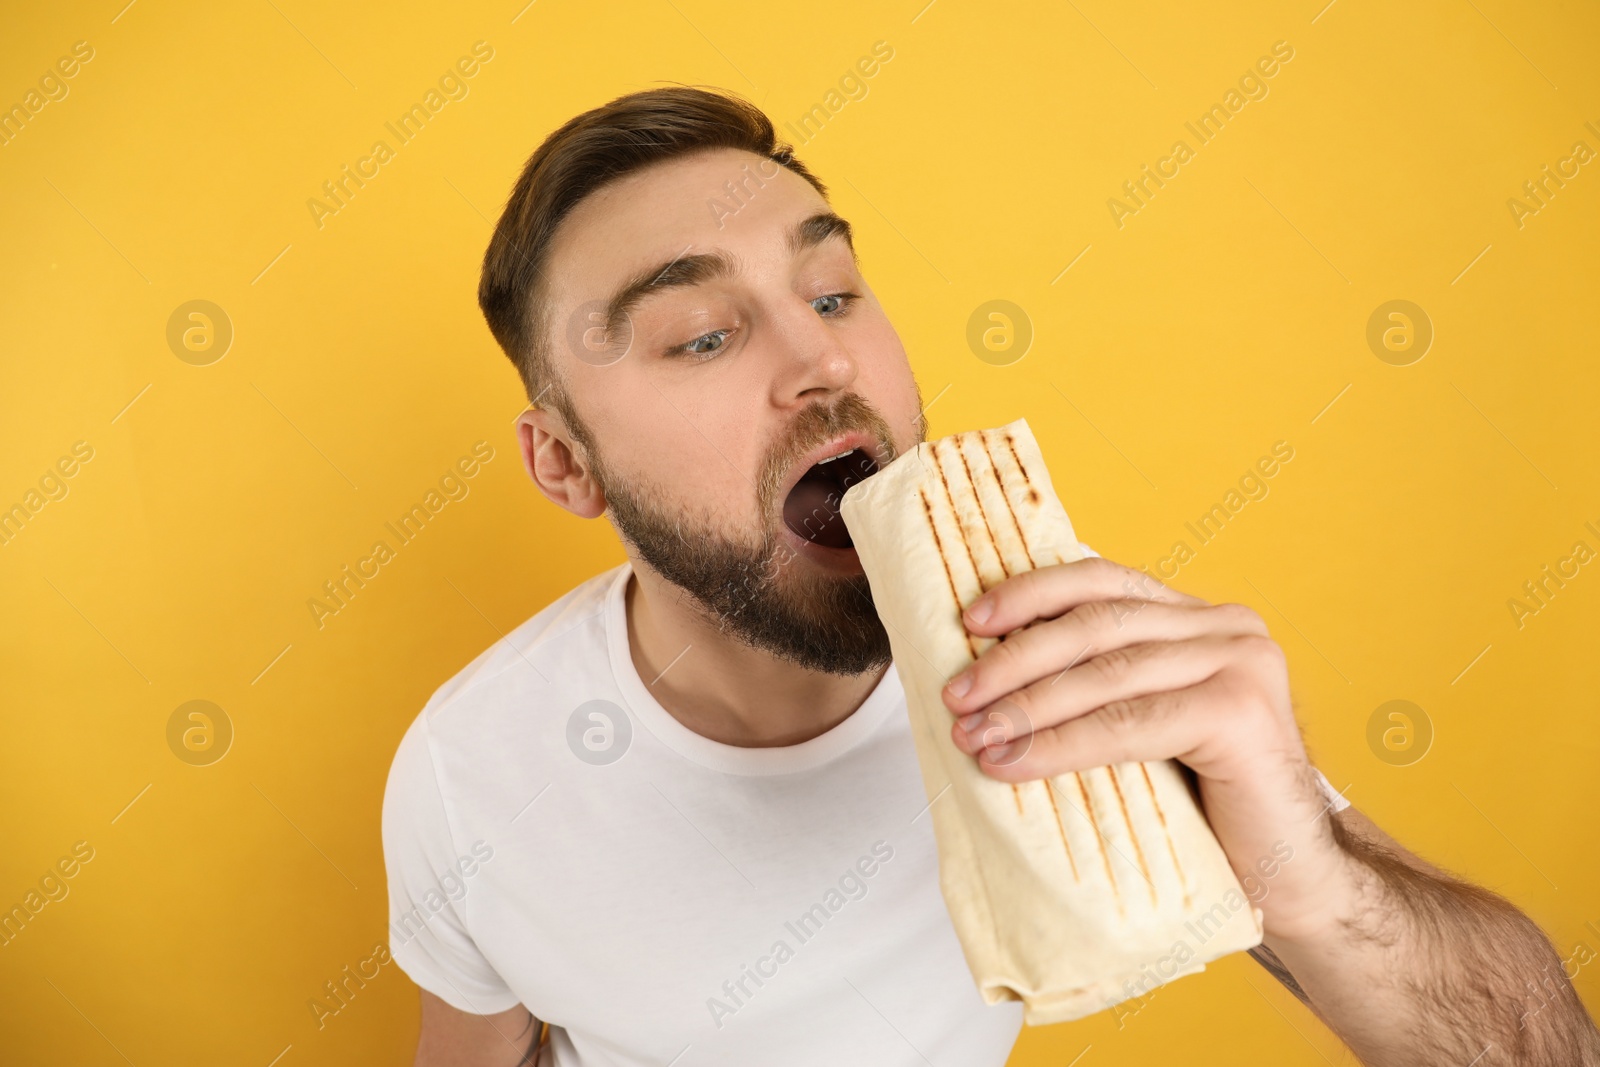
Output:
[
  {"xmin": 1216, "ymin": 662, "xmax": 1280, "ymax": 724},
  {"xmin": 1074, "ymin": 598, "xmax": 1119, "ymax": 633},
  {"xmin": 984, "ymin": 633, "xmax": 1022, "ymax": 673},
  {"xmin": 999, "ymin": 690, "xmax": 1038, "ymax": 733},
  {"xmin": 1098, "ymin": 697, "xmax": 1143, "ymax": 734},
  {"xmin": 1106, "ymin": 598, "xmax": 1141, "ymax": 630},
  {"xmin": 1233, "ymin": 632, "xmax": 1285, "ymax": 665},
  {"xmin": 1089, "ymin": 644, "xmax": 1139, "ymax": 682},
  {"xmin": 1018, "ymin": 570, "xmax": 1044, "ymax": 617},
  {"xmin": 1085, "ymin": 556, "xmax": 1123, "ymax": 585},
  {"xmin": 1211, "ymin": 667, "xmax": 1256, "ymax": 705},
  {"xmin": 1216, "ymin": 602, "xmax": 1269, "ymax": 634},
  {"xmin": 1144, "ymin": 573, "xmax": 1175, "ymax": 600},
  {"xmin": 1143, "ymin": 687, "xmax": 1180, "ymax": 729}
]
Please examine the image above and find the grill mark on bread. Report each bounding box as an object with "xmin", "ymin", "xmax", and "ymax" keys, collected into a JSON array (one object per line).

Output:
[
  {"xmin": 932, "ymin": 442, "xmax": 986, "ymax": 598},
  {"xmin": 1140, "ymin": 762, "xmax": 1190, "ymax": 910},
  {"xmin": 1004, "ymin": 432, "xmax": 1041, "ymax": 506},
  {"xmin": 938, "ymin": 438, "xmax": 1023, "ymax": 812},
  {"xmin": 1108, "ymin": 765, "xmax": 1157, "ymax": 907},
  {"xmin": 954, "ymin": 439, "xmax": 1011, "ymax": 580},
  {"xmin": 925, "ymin": 469, "xmax": 1022, "ymax": 810},
  {"xmin": 1045, "ymin": 778, "xmax": 1079, "ymax": 881},
  {"xmin": 1077, "ymin": 771, "xmax": 1123, "ymax": 916},
  {"xmin": 980, "ymin": 433, "xmax": 1038, "ymax": 571},
  {"xmin": 919, "ymin": 486, "xmax": 977, "ymax": 662},
  {"xmin": 1005, "ymin": 434, "xmax": 1045, "ymax": 565}
]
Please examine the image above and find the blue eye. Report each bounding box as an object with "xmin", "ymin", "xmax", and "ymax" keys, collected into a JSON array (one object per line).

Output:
[
  {"xmin": 668, "ymin": 293, "xmax": 858, "ymax": 358},
  {"xmin": 681, "ymin": 330, "xmax": 729, "ymax": 356},
  {"xmin": 813, "ymin": 292, "xmax": 858, "ymax": 316}
]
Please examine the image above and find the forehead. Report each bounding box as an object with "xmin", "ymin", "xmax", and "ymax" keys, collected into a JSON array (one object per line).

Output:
[{"xmin": 543, "ymin": 147, "xmax": 835, "ymax": 306}]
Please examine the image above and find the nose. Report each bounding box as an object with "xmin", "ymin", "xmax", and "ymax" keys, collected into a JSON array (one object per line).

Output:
[{"xmin": 768, "ymin": 294, "xmax": 859, "ymax": 408}]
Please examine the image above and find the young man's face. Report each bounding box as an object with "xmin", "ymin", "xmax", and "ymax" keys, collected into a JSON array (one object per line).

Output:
[{"xmin": 537, "ymin": 146, "xmax": 925, "ymax": 674}]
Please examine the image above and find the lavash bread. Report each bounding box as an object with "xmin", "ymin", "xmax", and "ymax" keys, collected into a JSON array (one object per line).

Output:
[{"xmin": 838, "ymin": 418, "xmax": 1263, "ymax": 1024}]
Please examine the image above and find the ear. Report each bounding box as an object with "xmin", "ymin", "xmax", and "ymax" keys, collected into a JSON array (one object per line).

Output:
[{"xmin": 516, "ymin": 407, "xmax": 607, "ymax": 520}]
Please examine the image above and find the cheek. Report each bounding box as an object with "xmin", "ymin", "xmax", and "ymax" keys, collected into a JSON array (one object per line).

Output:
[
  {"xmin": 848, "ymin": 318, "xmax": 921, "ymax": 447},
  {"xmin": 594, "ymin": 382, "xmax": 770, "ymax": 526}
]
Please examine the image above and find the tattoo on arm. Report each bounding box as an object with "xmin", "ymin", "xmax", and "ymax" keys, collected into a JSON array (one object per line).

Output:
[
  {"xmin": 514, "ymin": 1014, "xmax": 546, "ymax": 1066},
  {"xmin": 1249, "ymin": 943, "xmax": 1310, "ymax": 1005}
]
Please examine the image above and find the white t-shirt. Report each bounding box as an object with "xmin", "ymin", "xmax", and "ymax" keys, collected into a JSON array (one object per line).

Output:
[{"xmin": 382, "ymin": 561, "xmax": 1350, "ymax": 1066}]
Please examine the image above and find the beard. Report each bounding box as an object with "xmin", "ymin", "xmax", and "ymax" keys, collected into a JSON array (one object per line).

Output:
[{"xmin": 584, "ymin": 392, "xmax": 912, "ymax": 676}]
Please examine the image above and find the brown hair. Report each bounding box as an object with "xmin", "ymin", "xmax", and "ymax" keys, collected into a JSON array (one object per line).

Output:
[{"xmin": 477, "ymin": 85, "xmax": 829, "ymax": 433}]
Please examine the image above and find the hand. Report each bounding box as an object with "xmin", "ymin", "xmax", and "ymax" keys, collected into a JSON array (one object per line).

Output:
[{"xmin": 939, "ymin": 556, "xmax": 1354, "ymax": 940}]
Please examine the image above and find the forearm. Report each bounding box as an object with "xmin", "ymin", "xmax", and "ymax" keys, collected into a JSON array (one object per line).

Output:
[
  {"xmin": 1264, "ymin": 818, "xmax": 1600, "ymax": 1066},
  {"xmin": 935, "ymin": 559, "xmax": 1598, "ymax": 1061},
  {"xmin": 414, "ymin": 990, "xmax": 545, "ymax": 1066}
]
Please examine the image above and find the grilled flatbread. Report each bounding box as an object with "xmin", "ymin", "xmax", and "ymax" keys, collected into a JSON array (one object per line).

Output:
[{"xmin": 839, "ymin": 418, "xmax": 1263, "ymax": 1024}]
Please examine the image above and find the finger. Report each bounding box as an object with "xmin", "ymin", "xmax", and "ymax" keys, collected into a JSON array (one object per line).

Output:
[
  {"xmin": 943, "ymin": 600, "xmax": 1267, "ymax": 714},
  {"xmin": 961, "ymin": 556, "xmax": 1205, "ymax": 638},
  {"xmin": 973, "ymin": 656, "xmax": 1280, "ymax": 783},
  {"xmin": 950, "ymin": 633, "xmax": 1242, "ymax": 755},
  {"xmin": 973, "ymin": 677, "xmax": 1217, "ymax": 780}
]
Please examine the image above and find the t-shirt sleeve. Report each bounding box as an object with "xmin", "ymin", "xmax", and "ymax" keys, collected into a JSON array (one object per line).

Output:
[
  {"xmin": 382, "ymin": 711, "xmax": 522, "ymax": 1015},
  {"xmin": 1310, "ymin": 765, "xmax": 1351, "ymax": 815}
]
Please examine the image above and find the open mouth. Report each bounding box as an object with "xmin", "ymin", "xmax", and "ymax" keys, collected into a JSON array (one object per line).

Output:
[{"xmin": 781, "ymin": 445, "xmax": 880, "ymax": 550}]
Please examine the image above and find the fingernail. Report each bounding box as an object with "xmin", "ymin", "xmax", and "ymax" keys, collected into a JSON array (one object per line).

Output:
[
  {"xmin": 958, "ymin": 711, "xmax": 983, "ymax": 733},
  {"xmin": 946, "ymin": 672, "xmax": 973, "ymax": 699},
  {"xmin": 986, "ymin": 741, "xmax": 1013, "ymax": 762},
  {"xmin": 966, "ymin": 597, "xmax": 994, "ymax": 625},
  {"xmin": 952, "ymin": 722, "xmax": 975, "ymax": 753}
]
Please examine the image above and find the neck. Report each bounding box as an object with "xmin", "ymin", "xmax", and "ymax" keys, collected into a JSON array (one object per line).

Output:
[{"xmin": 623, "ymin": 559, "xmax": 887, "ymax": 748}]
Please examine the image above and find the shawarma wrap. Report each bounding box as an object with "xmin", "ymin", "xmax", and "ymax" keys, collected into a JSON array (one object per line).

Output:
[{"xmin": 839, "ymin": 418, "xmax": 1263, "ymax": 1023}]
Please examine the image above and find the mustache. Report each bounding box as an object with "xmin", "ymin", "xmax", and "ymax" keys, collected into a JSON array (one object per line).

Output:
[{"xmin": 755, "ymin": 393, "xmax": 898, "ymax": 523}]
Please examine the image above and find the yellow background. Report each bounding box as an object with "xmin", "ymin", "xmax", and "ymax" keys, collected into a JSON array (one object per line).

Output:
[{"xmin": 3, "ymin": 0, "xmax": 1597, "ymax": 1062}]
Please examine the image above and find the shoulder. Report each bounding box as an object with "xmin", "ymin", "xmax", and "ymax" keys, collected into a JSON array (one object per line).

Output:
[
  {"xmin": 385, "ymin": 565, "xmax": 623, "ymax": 798},
  {"xmin": 425, "ymin": 565, "xmax": 623, "ymax": 721}
]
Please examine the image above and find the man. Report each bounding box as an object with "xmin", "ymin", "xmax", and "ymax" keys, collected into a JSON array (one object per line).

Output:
[{"xmin": 381, "ymin": 86, "xmax": 1598, "ymax": 1066}]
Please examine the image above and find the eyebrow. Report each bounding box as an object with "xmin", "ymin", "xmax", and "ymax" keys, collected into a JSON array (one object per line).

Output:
[{"xmin": 602, "ymin": 212, "xmax": 856, "ymax": 338}]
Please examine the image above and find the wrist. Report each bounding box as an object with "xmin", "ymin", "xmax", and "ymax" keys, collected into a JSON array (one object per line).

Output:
[{"xmin": 1258, "ymin": 822, "xmax": 1383, "ymax": 949}]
